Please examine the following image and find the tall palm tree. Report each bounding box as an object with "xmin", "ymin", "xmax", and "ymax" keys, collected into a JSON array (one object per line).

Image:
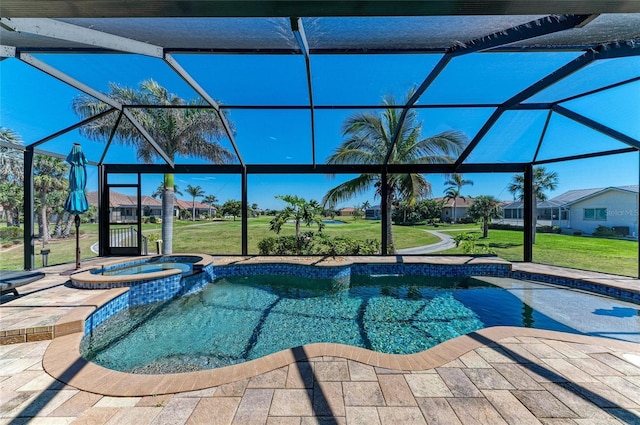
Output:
[
  {"xmin": 185, "ymin": 184, "xmax": 205, "ymax": 221},
  {"xmin": 73, "ymin": 79, "xmax": 234, "ymax": 254},
  {"xmin": 323, "ymin": 91, "xmax": 467, "ymax": 252},
  {"xmin": 33, "ymin": 155, "xmax": 68, "ymax": 244},
  {"xmin": 202, "ymin": 194, "xmax": 218, "ymax": 218},
  {"xmin": 508, "ymin": 166, "xmax": 559, "ymax": 242},
  {"xmin": 443, "ymin": 173, "xmax": 473, "ymax": 223}
]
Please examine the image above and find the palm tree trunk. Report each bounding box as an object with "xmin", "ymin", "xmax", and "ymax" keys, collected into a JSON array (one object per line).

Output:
[
  {"xmin": 63, "ymin": 213, "xmax": 74, "ymax": 237},
  {"xmin": 385, "ymin": 192, "xmax": 395, "ymax": 253},
  {"xmin": 161, "ymin": 173, "xmax": 174, "ymax": 255},
  {"xmin": 452, "ymin": 197, "xmax": 457, "ymax": 223},
  {"xmin": 40, "ymin": 194, "xmax": 49, "ymax": 244},
  {"xmin": 483, "ymin": 217, "xmax": 489, "ymax": 238},
  {"xmin": 192, "ymin": 201, "xmax": 195, "ymax": 221}
]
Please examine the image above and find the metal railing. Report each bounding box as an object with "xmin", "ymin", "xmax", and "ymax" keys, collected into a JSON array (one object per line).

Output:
[{"xmin": 109, "ymin": 226, "xmax": 148, "ymax": 255}]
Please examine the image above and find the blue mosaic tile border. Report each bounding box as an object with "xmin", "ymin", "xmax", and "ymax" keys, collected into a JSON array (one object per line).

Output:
[
  {"xmin": 82, "ymin": 261, "xmax": 638, "ymax": 337},
  {"xmin": 511, "ymin": 271, "xmax": 640, "ymax": 303}
]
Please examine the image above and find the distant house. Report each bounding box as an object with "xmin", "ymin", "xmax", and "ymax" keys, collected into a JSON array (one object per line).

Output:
[
  {"xmin": 365, "ymin": 205, "xmax": 382, "ymax": 220},
  {"xmin": 87, "ymin": 190, "xmax": 213, "ymax": 222},
  {"xmin": 338, "ymin": 207, "xmax": 357, "ymax": 217},
  {"xmin": 435, "ymin": 197, "xmax": 474, "ymax": 223},
  {"xmin": 502, "ymin": 185, "xmax": 639, "ymax": 238}
]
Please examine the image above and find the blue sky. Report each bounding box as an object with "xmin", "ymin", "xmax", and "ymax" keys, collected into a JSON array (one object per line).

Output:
[{"xmin": 1, "ymin": 52, "xmax": 638, "ymax": 210}]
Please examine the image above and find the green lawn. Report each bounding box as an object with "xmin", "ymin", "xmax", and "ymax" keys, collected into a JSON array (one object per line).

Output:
[
  {"xmin": 1, "ymin": 218, "xmax": 637, "ymax": 277},
  {"xmin": 436, "ymin": 227, "xmax": 638, "ymax": 277}
]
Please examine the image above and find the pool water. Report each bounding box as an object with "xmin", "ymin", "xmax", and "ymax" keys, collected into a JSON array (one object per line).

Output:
[
  {"xmin": 97, "ymin": 257, "xmax": 198, "ymax": 276},
  {"xmin": 81, "ymin": 275, "xmax": 639, "ymax": 374}
]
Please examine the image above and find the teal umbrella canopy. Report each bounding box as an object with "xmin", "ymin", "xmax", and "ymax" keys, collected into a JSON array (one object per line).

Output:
[{"xmin": 64, "ymin": 143, "xmax": 89, "ymax": 215}]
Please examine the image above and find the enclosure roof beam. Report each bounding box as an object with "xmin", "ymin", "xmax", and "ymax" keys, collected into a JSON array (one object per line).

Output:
[
  {"xmin": 164, "ymin": 53, "xmax": 245, "ymax": 167},
  {"xmin": 454, "ymin": 47, "xmax": 599, "ymax": 168},
  {"xmin": 1, "ymin": 140, "xmax": 100, "ymax": 166},
  {"xmin": 291, "ymin": 17, "xmax": 317, "ymax": 167},
  {"xmin": 103, "ymin": 162, "xmax": 528, "ymax": 174},
  {"xmin": 19, "ymin": 53, "xmax": 174, "ymax": 167},
  {"xmin": 552, "ymin": 105, "xmax": 640, "ymax": 150},
  {"xmin": 26, "ymin": 108, "xmax": 116, "ymax": 149},
  {"xmin": 533, "ymin": 147, "xmax": 638, "ymax": 165},
  {"xmin": 384, "ymin": 14, "xmax": 592, "ymax": 165},
  {"xmin": 0, "ymin": 17, "xmax": 163, "ymax": 57}
]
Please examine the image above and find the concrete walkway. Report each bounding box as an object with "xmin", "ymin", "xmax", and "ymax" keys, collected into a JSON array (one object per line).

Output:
[{"xmin": 397, "ymin": 230, "xmax": 458, "ymax": 254}]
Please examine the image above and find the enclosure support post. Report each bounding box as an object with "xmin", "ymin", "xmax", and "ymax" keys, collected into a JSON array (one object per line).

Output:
[
  {"xmin": 637, "ymin": 151, "xmax": 639, "ymax": 278},
  {"xmin": 23, "ymin": 146, "xmax": 35, "ymax": 270},
  {"xmin": 241, "ymin": 166, "xmax": 248, "ymax": 256},
  {"xmin": 381, "ymin": 169, "xmax": 388, "ymax": 255},
  {"xmin": 524, "ymin": 164, "xmax": 534, "ymax": 262},
  {"xmin": 98, "ymin": 164, "xmax": 107, "ymax": 257}
]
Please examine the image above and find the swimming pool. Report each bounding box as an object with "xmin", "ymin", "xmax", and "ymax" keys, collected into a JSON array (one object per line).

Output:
[{"xmin": 80, "ymin": 272, "xmax": 639, "ymax": 374}]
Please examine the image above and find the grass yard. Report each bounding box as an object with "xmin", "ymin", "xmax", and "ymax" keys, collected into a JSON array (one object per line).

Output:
[
  {"xmin": 1, "ymin": 218, "xmax": 637, "ymax": 277},
  {"xmin": 435, "ymin": 226, "xmax": 638, "ymax": 277}
]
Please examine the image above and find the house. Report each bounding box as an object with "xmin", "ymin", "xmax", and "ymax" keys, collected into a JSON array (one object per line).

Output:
[
  {"xmin": 87, "ymin": 190, "xmax": 213, "ymax": 222},
  {"xmin": 502, "ymin": 185, "xmax": 639, "ymax": 238},
  {"xmin": 338, "ymin": 207, "xmax": 358, "ymax": 217},
  {"xmin": 436, "ymin": 196, "xmax": 474, "ymax": 223},
  {"xmin": 365, "ymin": 205, "xmax": 382, "ymax": 220}
]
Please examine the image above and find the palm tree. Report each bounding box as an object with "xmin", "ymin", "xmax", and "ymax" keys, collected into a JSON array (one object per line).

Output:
[
  {"xmin": 467, "ymin": 195, "xmax": 502, "ymax": 238},
  {"xmin": 508, "ymin": 166, "xmax": 559, "ymax": 242},
  {"xmin": 185, "ymin": 184, "xmax": 204, "ymax": 221},
  {"xmin": 443, "ymin": 173, "xmax": 473, "ymax": 224},
  {"xmin": 0, "ymin": 128, "xmax": 24, "ymax": 185},
  {"xmin": 33, "ymin": 155, "xmax": 68, "ymax": 244},
  {"xmin": 323, "ymin": 91, "xmax": 467, "ymax": 252},
  {"xmin": 270, "ymin": 195, "xmax": 324, "ymax": 241},
  {"xmin": 73, "ymin": 79, "xmax": 234, "ymax": 254},
  {"xmin": 202, "ymin": 194, "xmax": 218, "ymax": 219}
]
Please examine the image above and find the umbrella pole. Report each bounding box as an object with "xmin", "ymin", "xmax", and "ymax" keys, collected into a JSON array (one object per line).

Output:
[{"xmin": 75, "ymin": 214, "xmax": 81, "ymax": 270}]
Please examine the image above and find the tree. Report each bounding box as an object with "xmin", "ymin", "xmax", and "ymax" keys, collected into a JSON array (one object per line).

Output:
[
  {"xmin": 467, "ymin": 195, "xmax": 502, "ymax": 238},
  {"xmin": 443, "ymin": 173, "xmax": 473, "ymax": 223},
  {"xmin": 508, "ymin": 166, "xmax": 559, "ymax": 242},
  {"xmin": 73, "ymin": 79, "xmax": 234, "ymax": 254},
  {"xmin": 323, "ymin": 90, "xmax": 466, "ymax": 252},
  {"xmin": 185, "ymin": 184, "xmax": 205, "ymax": 221},
  {"xmin": 270, "ymin": 195, "xmax": 324, "ymax": 239},
  {"xmin": 202, "ymin": 194, "xmax": 218, "ymax": 218},
  {"xmin": 220, "ymin": 199, "xmax": 242, "ymax": 221},
  {"xmin": 0, "ymin": 128, "xmax": 24, "ymax": 184},
  {"xmin": 33, "ymin": 155, "xmax": 68, "ymax": 244}
]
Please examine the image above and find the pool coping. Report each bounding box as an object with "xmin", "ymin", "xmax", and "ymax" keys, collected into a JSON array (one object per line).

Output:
[
  {"xmin": 44, "ymin": 319, "xmax": 640, "ymax": 397},
  {"xmin": 70, "ymin": 253, "xmax": 214, "ymax": 288}
]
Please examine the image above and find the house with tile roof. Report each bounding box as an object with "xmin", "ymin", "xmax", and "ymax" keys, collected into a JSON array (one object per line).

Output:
[
  {"xmin": 503, "ymin": 185, "xmax": 639, "ymax": 238},
  {"xmin": 87, "ymin": 190, "xmax": 214, "ymax": 222},
  {"xmin": 435, "ymin": 196, "xmax": 475, "ymax": 223}
]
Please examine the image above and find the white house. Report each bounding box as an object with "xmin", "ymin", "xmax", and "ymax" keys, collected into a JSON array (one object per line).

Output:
[
  {"xmin": 557, "ymin": 186, "xmax": 638, "ymax": 238},
  {"xmin": 502, "ymin": 185, "xmax": 639, "ymax": 238}
]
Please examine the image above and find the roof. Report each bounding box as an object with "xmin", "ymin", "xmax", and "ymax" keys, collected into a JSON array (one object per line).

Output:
[
  {"xmin": 436, "ymin": 197, "xmax": 475, "ymax": 208},
  {"xmin": 503, "ymin": 185, "xmax": 639, "ymax": 208},
  {"xmin": 87, "ymin": 190, "xmax": 210, "ymax": 209},
  {"xmin": 0, "ymin": 2, "xmax": 638, "ymax": 172}
]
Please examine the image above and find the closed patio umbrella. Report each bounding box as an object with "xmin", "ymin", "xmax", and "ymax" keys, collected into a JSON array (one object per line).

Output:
[{"xmin": 63, "ymin": 143, "xmax": 89, "ymax": 269}]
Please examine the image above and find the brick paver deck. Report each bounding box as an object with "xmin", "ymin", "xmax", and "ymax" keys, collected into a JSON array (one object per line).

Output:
[{"xmin": 1, "ymin": 256, "xmax": 639, "ymax": 424}]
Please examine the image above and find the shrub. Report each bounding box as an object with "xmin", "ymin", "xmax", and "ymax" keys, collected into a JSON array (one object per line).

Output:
[
  {"xmin": 257, "ymin": 233, "xmax": 380, "ymax": 255},
  {"xmin": 453, "ymin": 231, "xmax": 495, "ymax": 255},
  {"xmin": 0, "ymin": 226, "xmax": 22, "ymax": 245},
  {"xmin": 593, "ymin": 225, "xmax": 620, "ymax": 237}
]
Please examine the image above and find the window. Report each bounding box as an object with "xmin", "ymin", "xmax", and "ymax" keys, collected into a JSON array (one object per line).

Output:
[{"xmin": 584, "ymin": 208, "xmax": 607, "ymax": 221}]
